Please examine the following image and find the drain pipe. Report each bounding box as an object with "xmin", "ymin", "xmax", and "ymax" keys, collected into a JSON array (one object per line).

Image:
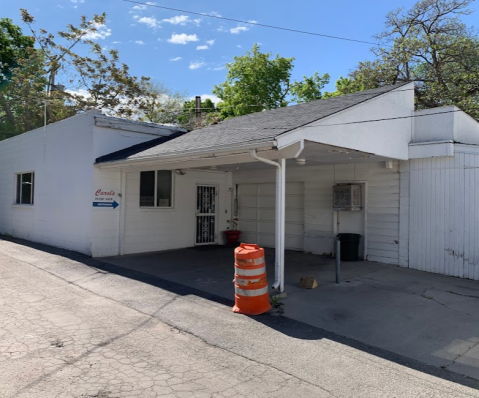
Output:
[{"xmin": 250, "ymin": 149, "xmax": 284, "ymax": 291}]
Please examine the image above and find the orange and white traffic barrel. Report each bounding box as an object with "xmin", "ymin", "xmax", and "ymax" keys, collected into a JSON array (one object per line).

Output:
[{"xmin": 232, "ymin": 243, "xmax": 271, "ymax": 315}]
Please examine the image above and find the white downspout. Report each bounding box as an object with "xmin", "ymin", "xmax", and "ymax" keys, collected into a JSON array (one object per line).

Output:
[{"xmin": 250, "ymin": 149, "xmax": 284, "ymax": 291}]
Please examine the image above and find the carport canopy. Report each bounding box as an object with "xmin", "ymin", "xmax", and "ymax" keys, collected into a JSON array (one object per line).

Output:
[{"xmin": 95, "ymin": 83, "xmax": 415, "ymax": 292}]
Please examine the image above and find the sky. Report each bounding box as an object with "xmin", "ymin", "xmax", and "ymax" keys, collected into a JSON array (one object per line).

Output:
[{"xmin": 3, "ymin": 0, "xmax": 479, "ymax": 104}]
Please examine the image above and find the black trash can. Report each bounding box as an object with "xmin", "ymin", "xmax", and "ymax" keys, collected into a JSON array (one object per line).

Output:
[{"xmin": 337, "ymin": 233, "xmax": 361, "ymax": 261}]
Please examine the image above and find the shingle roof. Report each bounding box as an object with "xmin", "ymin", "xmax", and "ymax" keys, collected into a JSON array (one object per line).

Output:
[
  {"xmin": 95, "ymin": 131, "xmax": 187, "ymax": 164},
  {"xmin": 96, "ymin": 83, "xmax": 409, "ymax": 164}
]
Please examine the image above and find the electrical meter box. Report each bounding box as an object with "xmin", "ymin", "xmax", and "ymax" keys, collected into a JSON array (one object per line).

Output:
[{"xmin": 333, "ymin": 184, "xmax": 362, "ymax": 211}]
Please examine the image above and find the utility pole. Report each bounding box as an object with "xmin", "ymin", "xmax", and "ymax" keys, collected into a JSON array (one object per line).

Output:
[{"xmin": 195, "ymin": 96, "xmax": 202, "ymax": 127}]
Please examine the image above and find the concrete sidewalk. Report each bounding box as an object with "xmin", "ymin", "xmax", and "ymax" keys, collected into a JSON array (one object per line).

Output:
[{"xmin": 102, "ymin": 247, "xmax": 479, "ymax": 380}]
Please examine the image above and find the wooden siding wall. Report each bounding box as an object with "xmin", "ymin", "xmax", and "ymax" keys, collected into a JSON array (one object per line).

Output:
[
  {"xmin": 408, "ymin": 152, "xmax": 479, "ymax": 280},
  {"xmin": 233, "ymin": 161, "xmax": 402, "ymax": 265},
  {"xmin": 122, "ymin": 170, "xmax": 231, "ymax": 254}
]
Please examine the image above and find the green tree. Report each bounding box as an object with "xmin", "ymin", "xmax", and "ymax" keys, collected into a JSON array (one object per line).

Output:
[
  {"xmin": 0, "ymin": 10, "xmax": 182, "ymax": 140},
  {"xmin": 212, "ymin": 44, "xmax": 329, "ymax": 118},
  {"xmin": 178, "ymin": 98, "xmax": 221, "ymax": 129},
  {"xmin": 0, "ymin": 18, "xmax": 34, "ymax": 85},
  {"xmin": 135, "ymin": 80, "xmax": 187, "ymax": 125},
  {"xmin": 327, "ymin": 0, "xmax": 479, "ymax": 119}
]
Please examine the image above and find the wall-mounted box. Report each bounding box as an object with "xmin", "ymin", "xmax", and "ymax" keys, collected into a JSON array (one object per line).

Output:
[{"xmin": 333, "ymin": 184, "xmax": 361, "ymax": 211}]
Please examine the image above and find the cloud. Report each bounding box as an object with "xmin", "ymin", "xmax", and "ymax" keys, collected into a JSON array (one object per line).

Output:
[
  {"xmin": 161, "ymin": 15, "xmax": 201, "ymax": 26},
  {"xmin": 131, "ymin": 2, "xmax": 155, "ymax": 11},
  {"xmin": 230, "ymin": 26, "xmax": 249, "ymax": 34},
  {"xmin": 138, "ymin": 16, "xmax": 159, "ymax": 29},
  {"xmin": 196, "ymin": 39, "xmax": 215, "ymax": 50},
  {"xmin": 111, "ymin": 41, "xmax": 122, "ymax": 44},
  {"xmin": 135, "ymin": 40, "xmax": 145, "ymax": 45},
  {"xmin": 167, "ymin": 33, "xmax": 199, "ymax": 45},
  {"xmin": 70, "ymin": 0, "xmax": 85, "ymax": 3},
  {"xmin": 211, "ymin": 66, "xmax": 225, "ymax": 71},
  {"xmin": 162, "ymin": 15, "xmax": 188, "ymax": 25},
  {"xmin": 207, "ymin": 11, "xmax": 222, "ymax": 17},
  {"xmin": 170, "ymin": 56, "xmax": 182, "ymax": 61},
  {"xmin": 82, "ymin": 23, "xmax": 112, "ymax": 40},
  {"xmin": 236, "ymin": 44, "xmax": 242, "ymax": 48},
  {"xmin": 189, "ymin": 61, "xmax": 206, "ymax": 70}
]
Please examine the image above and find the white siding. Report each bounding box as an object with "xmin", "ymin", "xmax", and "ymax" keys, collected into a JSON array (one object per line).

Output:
[
  {"xmin": 122, "ymin": 170, "xmax": 232, "ymax": 255},
  {"xmin": 0, "ymin": 112, "xmax": 182, "ymax": 257},
  {"xmin": 238, "ymin": 182, "xmax": 304, "ymax": 250},
  {"xmin": 408, "ymin": 151, "xmax": 479, "ymax": 280},
  {"xmin": 0, "ymin": 113, "xmax": 95, "ymax": 254},
  {"xmin": 233, "ymin": 161, "xmax": 401, "ymax": 264}
]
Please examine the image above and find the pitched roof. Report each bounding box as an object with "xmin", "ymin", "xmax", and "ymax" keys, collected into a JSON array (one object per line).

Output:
[
  {"xmin": 96, "ymin": 83, "xmax": 409, "ymax": 164},
  {"xmin": 95, "ymin": 131, "xmax": 187, "ymax": 164}
]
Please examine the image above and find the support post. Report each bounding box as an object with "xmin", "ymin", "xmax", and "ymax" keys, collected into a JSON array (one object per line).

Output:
[
  {"xmin": 195, "ymin": 96, "xmax": 202, "ymax": 127},
  {"xmin": 279, "ymin": 158, "xmax": 286, "ymax": 292},
  {"xmin": 335, "ymin": 237, "xmax": 341, "ymax": 284},
  {"xmin": 250, "ymin": 150, "xmax": 293, "ymax": 292},
  {"xmin": 275, "ymin": 166, "xmax": 281, "ymax": 290}
]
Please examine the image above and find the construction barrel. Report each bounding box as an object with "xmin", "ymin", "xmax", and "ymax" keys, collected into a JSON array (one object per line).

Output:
[{"xmin": 232, "ymin": 243, "xmax": 271, "ymax": 315}]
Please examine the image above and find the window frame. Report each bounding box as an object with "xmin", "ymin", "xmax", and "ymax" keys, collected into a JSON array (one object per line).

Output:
[
  {"xmin": 15, "ymin": 171, "xmax": 35, "ymax": 206},
  {"xmin": 139, "ymin": 170, "xmax": 174, "ymax": 209}
]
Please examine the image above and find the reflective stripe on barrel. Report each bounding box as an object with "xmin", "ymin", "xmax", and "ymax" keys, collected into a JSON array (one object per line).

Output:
[
  {"xmin": 235, "ymin": 257, "xmax": 265, "ymax": 266},
  {"xmin": 235, "ymin": 276, "xmax": 267, "ymax": 287},
  {"xmin": 235, "ymin": 286, "xmax": 269, "ymax": 297},
  {"xmin": 234, "ymin": 265, "xmax": 266, "ymax": 276}
]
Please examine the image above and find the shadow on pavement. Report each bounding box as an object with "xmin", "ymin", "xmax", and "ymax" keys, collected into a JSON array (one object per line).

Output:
[{"xmin": 2, "ymin": 236, "xmax": 478, "ymax": 391}]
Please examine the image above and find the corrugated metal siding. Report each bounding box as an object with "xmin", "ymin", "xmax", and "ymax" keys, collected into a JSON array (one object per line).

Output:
[{"xmin": 409, "ymin": 153, "xmax": 479, "ymax": 280}]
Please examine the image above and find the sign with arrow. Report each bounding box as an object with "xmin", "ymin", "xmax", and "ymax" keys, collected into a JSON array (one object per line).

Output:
[
  {"xmin": 92, "ymin": 188, "xmax": 119, "ymax": 209},
  {"xmin": 93, "ymin": 201, "xmax": 119, "ymax": 209}
]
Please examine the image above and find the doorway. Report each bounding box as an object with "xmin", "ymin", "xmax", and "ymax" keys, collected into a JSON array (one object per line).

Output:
[{"xmin": 195, "ymin": 185, "xmax": 217, "ymax": 245}]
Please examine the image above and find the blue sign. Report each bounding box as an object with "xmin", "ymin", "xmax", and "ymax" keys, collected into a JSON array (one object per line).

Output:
[{"xmin": 93, "ymin": 201, "xmax": 119, "ymax": 209}]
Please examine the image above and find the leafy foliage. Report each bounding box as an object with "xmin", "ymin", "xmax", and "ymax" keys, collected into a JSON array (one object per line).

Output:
[
  {"xmin": 212, "ymin": 44, "xmax": 329, "ymax": 119},
  {"xmin": 327, "ymin": 0, "xmax": 479, "ymax": 119},
  {"xmin": 177, "ymin": 98, "xmax": 221, "ymax": 129},
  {"xmin": 0, "ymin": 10, "xmax": 183, "ymax": 140}
]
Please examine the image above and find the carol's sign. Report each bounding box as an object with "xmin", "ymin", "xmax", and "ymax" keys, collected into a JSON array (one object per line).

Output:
[{"xmin": 92, "ymin": 189, "xmax": 119, "ymax": 209}]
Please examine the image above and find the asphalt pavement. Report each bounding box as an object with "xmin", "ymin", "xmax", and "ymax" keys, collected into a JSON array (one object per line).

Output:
[{"xmin": 1, "ymin": 237, "xmax": 478, "ymax": 398}]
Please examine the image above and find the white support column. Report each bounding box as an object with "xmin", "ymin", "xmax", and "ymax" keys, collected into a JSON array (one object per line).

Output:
[
  {"xmin": 275, "ymin": 166, "xmax": 281, "ymax": 289},
  {"xmin": 279, "ymin": 158, "xmax": 286, "ymax": 292},
  {"xmin": 250, "ymin": 150, "xmax": 288, "ymax": 292}
]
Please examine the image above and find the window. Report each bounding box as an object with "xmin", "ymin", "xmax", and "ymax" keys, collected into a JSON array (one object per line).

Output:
[
  {"xmin": 16, "ymin": 172, "xmax": 35, "ymax": 205},
  {"xmin": 139, "ymin": 170, "xmax": 173, "ymax": 207}
]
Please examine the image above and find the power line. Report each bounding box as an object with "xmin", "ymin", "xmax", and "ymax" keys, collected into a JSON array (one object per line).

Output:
[
  {"xmin": 122, "ymin": 0, "xmax": 385, "ymax": 47},
  {"xmin": 290, "ymin": 108, "xmax": 473, "ymax": 128}
]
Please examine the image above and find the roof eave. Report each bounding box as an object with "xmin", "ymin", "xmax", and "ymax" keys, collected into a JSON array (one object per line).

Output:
[{"xmin": 95, "ymin": 140, "xmax": 277, "ymax": 169}]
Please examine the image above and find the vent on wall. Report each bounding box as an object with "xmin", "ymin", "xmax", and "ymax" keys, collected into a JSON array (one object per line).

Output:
[{"xmin": 333, "ymin": 184, "xmax": 362, "ymax": 211}]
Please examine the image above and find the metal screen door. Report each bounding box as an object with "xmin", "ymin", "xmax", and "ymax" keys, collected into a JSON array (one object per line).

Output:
[{"xmin": 196, "ymin": 185, "xmax": 217, "ymax": 245}]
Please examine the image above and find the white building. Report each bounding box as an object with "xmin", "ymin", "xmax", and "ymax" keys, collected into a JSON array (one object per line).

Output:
[{"xmin": 1, "ymin": 83, "xmax": 479, "ymax": 289}]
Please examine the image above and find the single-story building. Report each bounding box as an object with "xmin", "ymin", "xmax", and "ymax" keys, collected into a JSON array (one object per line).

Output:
[{"xmin": 1, "ymin": 82, "xmax": 478, "ymax": 290}]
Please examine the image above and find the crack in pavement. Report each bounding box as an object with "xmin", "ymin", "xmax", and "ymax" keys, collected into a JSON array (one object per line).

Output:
[
  {"xmin": 1, "ymin": 249, "xmax": 337, "ymax": 398},
  {"xmin": 443, "ymin": 339, "xmax": 479, "ymax": 370},
  {"xmin": 358, "ymin": 277, "xmax": 475, "ymax": 317}
]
